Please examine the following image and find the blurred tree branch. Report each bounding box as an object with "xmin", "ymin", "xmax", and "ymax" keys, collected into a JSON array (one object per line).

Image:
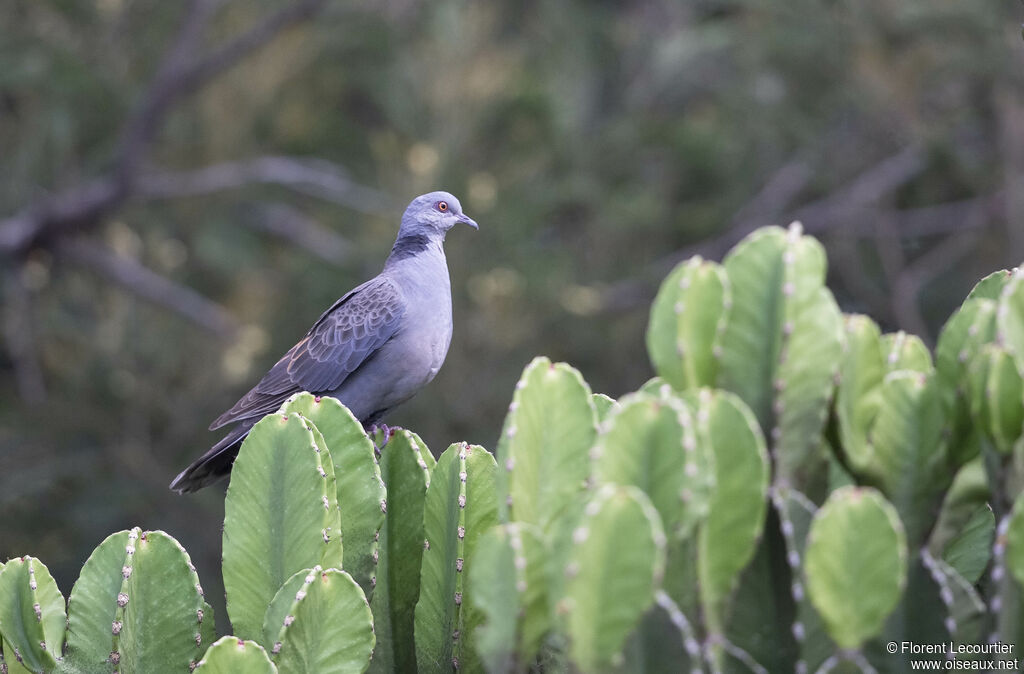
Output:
[
  {"xmin": 0, "ymin": 0, "xmax": 333, "ymax": 257},
  {"xmin": 600, "ymin": 147, "xmax": 928, "ymax": 312},
  {"xmin": 246, "ymin": 202, "xmax": 354, "ymax": 265},
  {"xmin": 0, "ymin": 0, "xmax": 371, "ymax": 402},
  {"xmin": 673, "ymin": 146, "xmax": 927, "ymax": 267},
  {"xmin": 136, "ymin": 157, "xmax": 392, "ymax": 214},
  {"xmin": 2, "ymin": 270, "xmax": 47, "ymax": 403},
  {"xmin": 54, "ymin": 238, "xmax": 238, "ymax": 338},
  {"xmin": 600, "ymin": 146, "xmax": 1008, "ymax": 343}
]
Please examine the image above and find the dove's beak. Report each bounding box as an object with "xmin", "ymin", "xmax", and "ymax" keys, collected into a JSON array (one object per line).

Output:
[{"xmin": 458, "ymin": 214, "xmax": 479, "ymax": 230}]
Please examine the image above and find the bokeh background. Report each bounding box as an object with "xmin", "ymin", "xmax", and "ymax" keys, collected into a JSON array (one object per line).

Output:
[{"xmin": 2, "ymin": 0, "xmax": 1023, "ymax": 633}]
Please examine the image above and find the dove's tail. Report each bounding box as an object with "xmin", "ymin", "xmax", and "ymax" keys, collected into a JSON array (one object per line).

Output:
[{"xmin": 170, "ymin": 422, "xmax": 255, "ymax": 494}]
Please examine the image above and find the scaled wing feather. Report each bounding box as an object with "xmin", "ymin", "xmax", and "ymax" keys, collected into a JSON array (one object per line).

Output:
[{"xmin": 209, "ymin": 276, "xmax": 405, "ymax": 429}]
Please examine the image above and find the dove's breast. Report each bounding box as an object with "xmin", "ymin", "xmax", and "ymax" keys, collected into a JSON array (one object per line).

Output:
[{"xmin": 328, "ymin": 249, "xmax": 453, "ymax": 423}]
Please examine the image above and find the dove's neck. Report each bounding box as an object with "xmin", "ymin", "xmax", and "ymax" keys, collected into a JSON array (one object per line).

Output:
[
  {"xmin": 383, "ymin": 231, "xmax": 450, "ymax": 285},
  {"xmin": 386, "ymin": 231, "xmax": 442, "ymax": 264}
]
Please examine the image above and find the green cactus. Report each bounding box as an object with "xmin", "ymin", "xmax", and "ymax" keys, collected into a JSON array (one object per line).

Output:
[
  {"xmin": 561, "ymin": 485, "xmax": 666, "ymax": 673},
  {"xmin": 835, "ymin": 314, "xmax": 885, "ymax": 480},
  {"xmin": 63, "ymin": 528, "xmax": 210, "ymax": 672},
  {"xmin": 263, "ymin": 566, "xmax": 375, "ymax": 674},
  {"xmin": 936, "ymin": 297, "xmax": 999, "ymax": 465},
  {"xmin": 279, "ymin": 393, "xmax": 385, "ymax": 595},
  {"xmin": 369, "ymin": 429, "xmax": 432, "ymax": 674},
  {"xmin": 592, "ymin": 392, "xmax": 712, "ymax": 540},
  {"xmin": 784, "ymin": 488, "xmax": 845, "ymax": 672},
  {"xmin": 6, "ymin": 225, "xmax": 1024, "ymax": 672},
  {"xmin": 930, "ymin": 459, "xmax": 994, "ymax": 584},
  {"xmin": 804, "ymin": 487, "xmax": 907, "ymax": 651},
  {"xmin": 415, "ymin": 443, "xmax": 499, "ymax": 674},
  {"xmin": 717, "ymin": 223, "xmax": 843, "ymax": 495},
  {"xmin": 0, "ymin": 557, "xmax": 65, "ymax": 674},
  {"xmin": 967, "ymin": 269, "xmax": 1015, "ymax": 301},
  {"xmin": 688, "ymin": 389, "xmax": 769, "ymax": 637},
  {"xmin": 837, "ymin": 317, "xmax": 957, "ymax": 546},
  {"xmin": 469, "ymin": 523, "xmax": 548, "ymax": 673},
  {"xmin": 919, "ymin": 550, "xmax": 986, "ymax": 652},
  {"xmin": 1003, "ymin": 491, "xmax": 1024, "ymax": 594},
  {"xmin": 880, "ymin": 331, "xmax": 933, "ymax": 373},
  {"xmin": 195, "ymin": 637, "xmax": 277, "ymax": 673},
  {"xmin": 647, "ymin": 256, "xmax": 730, "ymax": 392},
  {"xmin": 870, "ymin": 371, "xmax": 951, "ymax": 547},
  {"xmin": 497, "ymin": 357, "xmax": 597, "ymax": 532},
  {"xmin": 261, "ymin": 568, "xmax": 315, "ymax": 655},
  {"xmin": 998, "ymin": 268, "xmax": 1024, "ymax": 369},
  {"xmin": 942, "ymin": 503, "xmax": 995, "ymax": 585},
  {"xmin": 637, "ymin": 376, "xmax": 673, "ymax": 398},
  {"xmin": 2, "ymin": 640, "xmax": 34, "ymax": 674},
  {"xmin": 221, "ymin": 413, "xmax": 342, "ymax": 641},
  {"xmin": 591, "ymin": 393, "xmax": 618, "ymax": 422},
  {"xmin": 968, "ymin": 344, "xmax": 1024, "ymax": 454},
  {"xmin": 306, "ymin": 424, "xmax": 345, "ymax": 569},
  {"xmin": 992, "ymin": 499, "xmax": 1024, "ymax": 649},
  {"xmin": 621, "ymin": 591, "xmax": 701, "ymax": 674}
]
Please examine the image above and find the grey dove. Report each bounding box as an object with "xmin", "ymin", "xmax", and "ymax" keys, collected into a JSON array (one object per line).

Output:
[{"xmin": 170, "ymin": 191, "xmax": 477, "ymax": 493}]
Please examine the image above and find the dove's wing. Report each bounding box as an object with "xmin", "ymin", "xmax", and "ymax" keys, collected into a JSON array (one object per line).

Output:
[{"xmin": 209, "ymin": 275, "xmax": 406, "ymax": 430}]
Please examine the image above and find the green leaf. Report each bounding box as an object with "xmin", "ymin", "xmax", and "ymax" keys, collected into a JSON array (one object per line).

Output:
[
  {"xmin": 268, "ymin": 568, "xmax": 375, "ymax": 674},
  {"xmin": 497, "ymin": 357, "xmax": 597, "ymax": 532},
  {"xmin": 646, "ymin": 256, "xmax": 729, "ymax": 391},
  {"xmin": 415, "ymin": 443, "xmax": 499, "ymax": 674},
  {"xmin": 469, "ymin": 523, "xmax": 549, "ymax": 672},
  {"xmin": 369, "ymin": 430, "xmax": 432, "ymax": 674},
  {"xmin": 804, "ymin": 487, "xmax": 907, "ymax": 650},
  {"xmin": 592, "ymin": 393, "xmax": 712, "ymax": 539},
  {"xmin": 222, "ymin": 413, "xmax": 341, "ymax": 641},
  {"xmin": 0, "ymin": 557, "xmax": 65, "ymax": 673},
  {"xmin": 279, "ymin": 394, "xmax": 385, "ymax": 594},
  {"xmin": 562, "ymin": 485, "xmax": 666, "ymax": 673},
  {"xmin": 195, "ymin": 636, "xmax": 277, "ymax": 673}
]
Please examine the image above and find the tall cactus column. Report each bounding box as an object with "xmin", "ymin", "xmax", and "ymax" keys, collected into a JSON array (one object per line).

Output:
[
  {"xmin": 415, "ymin": 443, "xmax": 499, "ymax": 673},
  {"xmin": 717, "ymin": 224, "xmax": 843, "ymax": 671},
  {"xmin": 369, "ymin": 429, "xmax": 433, "ymax": 674}
]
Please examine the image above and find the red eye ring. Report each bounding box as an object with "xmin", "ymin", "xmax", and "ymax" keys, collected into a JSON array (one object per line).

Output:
[{"xmin": 437, "ymin": 201, "xmax": 449, "ymax": 212}]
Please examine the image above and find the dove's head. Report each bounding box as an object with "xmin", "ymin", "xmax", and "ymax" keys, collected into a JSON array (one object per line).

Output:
[{"xmin": 399, "ymin": 191, "xmax": 478, "ymax": 239}]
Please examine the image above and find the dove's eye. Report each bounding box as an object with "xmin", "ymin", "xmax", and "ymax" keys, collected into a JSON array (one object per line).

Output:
[{"xmin": 437, "ymin": 201, "xmax": 449, "ymax": 212}]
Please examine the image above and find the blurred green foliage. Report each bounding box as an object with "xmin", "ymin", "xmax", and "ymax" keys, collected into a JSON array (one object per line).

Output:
[{"xmin": 1, "ymin": 0, "xmax": 1022, "ymax": 634}]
